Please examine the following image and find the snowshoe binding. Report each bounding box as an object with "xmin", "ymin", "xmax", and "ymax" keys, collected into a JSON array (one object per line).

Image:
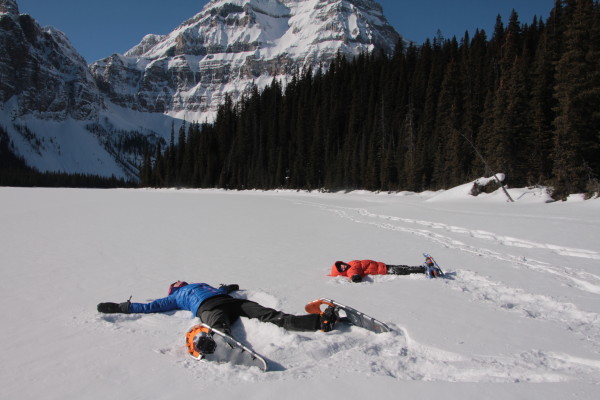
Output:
[
  {"xmin": 306, "ymin": 298, "xmax": 391, "ymax": 334},
  {"xmin": 319, "ymin": 305, "xmax": 339, "ymax": 332},
  {"xmin": 423, "ymin": 253, "xmax": 444, "ymax": 278},
  {"xmin": 185, "ymin": 324, "xmax": 269, "ymax": 371}
]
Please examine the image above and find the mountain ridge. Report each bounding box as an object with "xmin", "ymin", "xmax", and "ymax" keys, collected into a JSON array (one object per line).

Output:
[
  {"xmin": 1, "ymin": 0, "xmax": 402, "ymax": 179},
  {"xmin": 90, "ymin": 0, "xmax": 402, "ymax": 122}
]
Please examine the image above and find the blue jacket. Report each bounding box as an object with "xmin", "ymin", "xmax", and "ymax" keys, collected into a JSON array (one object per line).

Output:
[{"xmin": 129, "ymin": 283, "xmax": 230, "ymax": 316}]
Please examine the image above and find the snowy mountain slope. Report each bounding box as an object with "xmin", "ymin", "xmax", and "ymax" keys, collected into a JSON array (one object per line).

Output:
[
  {"xmin": 0, "ymin": 0, "xmax": 181, "ymax": 178},
  {"xmin": 0, "ymin": 0, "xmax": 18, "ymax": 16},
  {"xmin": 90, "ymin": 0, "xmax": 401, "ymax": 122},
  {"xmin": 0, "ymin": 1, "xmax": 123, "ymax": 176},
  {"xmin": 0, "ymin": 0, "xmax": 102, "ymax": 121},
  {"xmin": 0, "ymin": 184, "xmax": 598, "ymax": 399},
  {"xmin": 0, "ymin": 101, "xmax": 180, "ymax": 178},
  {"xmin": 1, "ymin": 0, "xmax": 401, "ymax": 178}
]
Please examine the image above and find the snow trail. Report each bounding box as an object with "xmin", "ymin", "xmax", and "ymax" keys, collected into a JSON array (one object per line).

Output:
[
  {"xmin": 297, "ymin": 201, "xmax": 600, "ymax": 295},
  {"xmin": 291, "ymin": 200, "xmax": 600, "ymax": 351}
]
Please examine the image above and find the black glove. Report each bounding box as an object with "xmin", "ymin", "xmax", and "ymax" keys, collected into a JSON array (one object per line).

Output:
[
  {"xmin": 219, "ymin": 284, "xmax": 239, "ymax": 293},
  {"xmin": 351, "ymin": 275, "xmax": 362, "ymax": 283},
  {"xmin": 97, "ymin": 301, "xmax": 130, "ymax": 314}
]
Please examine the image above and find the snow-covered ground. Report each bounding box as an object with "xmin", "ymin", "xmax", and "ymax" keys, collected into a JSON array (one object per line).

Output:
[{"xmin": 1, "ymin": 184, "xmax": 599, "ymax": 399}]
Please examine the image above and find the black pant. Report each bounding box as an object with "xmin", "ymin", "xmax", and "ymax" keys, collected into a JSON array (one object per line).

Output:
[
  {"xmin": 387, "ymin": 265, "xmax": 426, "ymax": 275},
  {"xmin": 196, "ymin": 295, "xmax": 320, "ymax": 334}
]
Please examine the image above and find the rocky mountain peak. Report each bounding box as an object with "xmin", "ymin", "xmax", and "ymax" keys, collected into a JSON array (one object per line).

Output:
[
  {"xmin": 0, "ymin": 0, "xmax": 403, "ymax": 179},
  {"xmin": 0, "ymin": 0, "xmax": 19, "ymax": 15},
  {"xmin": 0, "ymin": 5, "xmax": 102, "ymax": 120},
  {"xmin": 91, "ymin": 0, "xmax": 401, "ymax": 122}
]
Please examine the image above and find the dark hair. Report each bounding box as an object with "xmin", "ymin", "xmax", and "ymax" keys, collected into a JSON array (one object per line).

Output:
[
  {"xmin": 168, "ymin": 281, "xmax": 188, "ymax": 295},
  {"xmin": 335, "ymin": 261, "xmax": 351, "ymax": 273}
]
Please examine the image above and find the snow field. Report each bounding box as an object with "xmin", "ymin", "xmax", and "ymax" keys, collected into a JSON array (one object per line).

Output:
[{"xmin": 0, "ymin": 186, "xmax": 599, "ymax": 399}]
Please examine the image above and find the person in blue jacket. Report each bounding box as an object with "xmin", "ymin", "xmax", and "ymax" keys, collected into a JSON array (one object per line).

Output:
[{"xmin": 97, "ymin": 281, "xmax": 336, "ymax": 334}]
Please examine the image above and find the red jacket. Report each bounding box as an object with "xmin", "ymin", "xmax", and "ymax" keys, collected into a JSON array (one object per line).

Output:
[{"xmin": 329, "ymin": 260, "xmax": 387, "ymax": 280}]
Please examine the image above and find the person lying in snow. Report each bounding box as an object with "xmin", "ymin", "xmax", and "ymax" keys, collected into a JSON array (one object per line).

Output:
[
  {"xmin": 97, "ymin": 281, "xmax": 337, "ymax": 333},
  {"xmin": 330, "ymin": 257, "xmax": 442, "ymax": 282}
]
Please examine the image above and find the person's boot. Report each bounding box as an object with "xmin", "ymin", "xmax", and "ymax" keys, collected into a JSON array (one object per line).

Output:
[
  {"xmin": 195, "ymin": 332, "xmax": 217, "ymax": 354},
  {"xmin": 319, "ymin": 306, "xmax": 338, "ymax": 332},
  {"xmin": 425, "ymin": 258, "xmax": 443, "ymax": 278}
]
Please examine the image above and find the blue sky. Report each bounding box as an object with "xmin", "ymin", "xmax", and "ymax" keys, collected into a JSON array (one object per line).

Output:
[{"xmin": 17, "ymin": 0, "xmax": 555, "ymax": 62}]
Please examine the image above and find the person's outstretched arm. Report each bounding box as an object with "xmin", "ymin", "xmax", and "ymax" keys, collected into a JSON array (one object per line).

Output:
[{"xmin": 97, "ymin": 296, "xmax": 179, "ymax": 314}]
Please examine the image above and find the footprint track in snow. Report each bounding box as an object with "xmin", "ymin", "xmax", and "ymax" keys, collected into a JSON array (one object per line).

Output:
[
  {"xmin": 448, "ymin": 270, "xmax": 600, "ymax": 347},
  {"xmin": 352, "ymin": 207, "xmax": 600, "ymax": 260},
  {"xmin": 295, "ymin": 200, "xmax": 600, "ymax": 347},
  {"xmin": 299, "ymin": 201, "xmax": 600, "ymax": 295},
  {"xmin": 384, "ymin": 328, "xmax": 600, "ymax": 383}
]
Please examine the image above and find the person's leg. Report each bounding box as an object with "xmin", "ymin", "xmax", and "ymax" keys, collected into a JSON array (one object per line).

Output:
[
  {"xmin": 198, "ymin": 305, "xmax": 237, "ymax": 335},
  {"xmin": 191, "ymin": 306, "xmax": 235, "ymax": 354},
  {"xmin": 238, "ymin": 300, "xmax": 321, "ymax": 331},
  {"xmin": 387, "ymin": 265, "xmax": 426, "ymax": 275}
]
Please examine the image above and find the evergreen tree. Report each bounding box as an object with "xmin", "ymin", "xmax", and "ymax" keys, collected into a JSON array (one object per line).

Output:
[
  {"xmin": 136, "ymin": 1, "xmax": 598, "ymax": 199},
  {"xmin": 552, "ymin": 0, "xmax": 600, "ymax": 198},
  {"xmin": 530, "ymin": 11, "xmax": 560, "ymax": 184}
]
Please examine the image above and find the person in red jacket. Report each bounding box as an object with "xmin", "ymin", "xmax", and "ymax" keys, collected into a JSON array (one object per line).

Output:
[{"xmin": 330, "ymin": 257, "xmax": 440, "ymax": 282}]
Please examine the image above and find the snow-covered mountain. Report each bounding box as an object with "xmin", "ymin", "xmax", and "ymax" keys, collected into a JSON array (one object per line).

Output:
[
  {"xmin": 0, "ymin": 0, "xmax": 18, "ymax": 15},
  {"xmin": 0, "ymin": 0, "xmax": 102, "ymax": 121},
  {"xmin": 0, "ymin": 0, "xmax": 170, "ymax": 178},
  {"xmin": 90, "ymin": 0, "xmax": 401, "ymax": 121},
  {"xmin": 0, "ymin": 0, "xmax": 401, "ymax": 178}
]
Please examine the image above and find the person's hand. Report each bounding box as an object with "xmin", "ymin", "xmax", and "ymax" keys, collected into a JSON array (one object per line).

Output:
[
  {"xmin": 97, "ymin": 302, "xmax": 130, "ymax": 313},
  {"xmin": 219, "ymin": 284, "xmax": 240, "ymax": 293},
  {"xmin": 351, "ymin": 275, "xmax": 362, "ymax": 283}
]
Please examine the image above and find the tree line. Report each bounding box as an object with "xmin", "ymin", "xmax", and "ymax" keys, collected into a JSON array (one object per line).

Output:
[
  {"xmin": 141, "ymin": 0, "xmax": 599, "ymax": 199},
  {"xmin": 2, "ymin": 1, "xmax": 597, "ymax": 197}
]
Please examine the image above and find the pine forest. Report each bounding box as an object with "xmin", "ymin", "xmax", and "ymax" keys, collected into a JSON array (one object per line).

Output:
[
  {"xmin": 6, "ymin": 1, "xmax": 599, "ymax": 199},
  {"xmin": 141, "ymin": 1, "xmax": 600, "ymax": 199}
]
